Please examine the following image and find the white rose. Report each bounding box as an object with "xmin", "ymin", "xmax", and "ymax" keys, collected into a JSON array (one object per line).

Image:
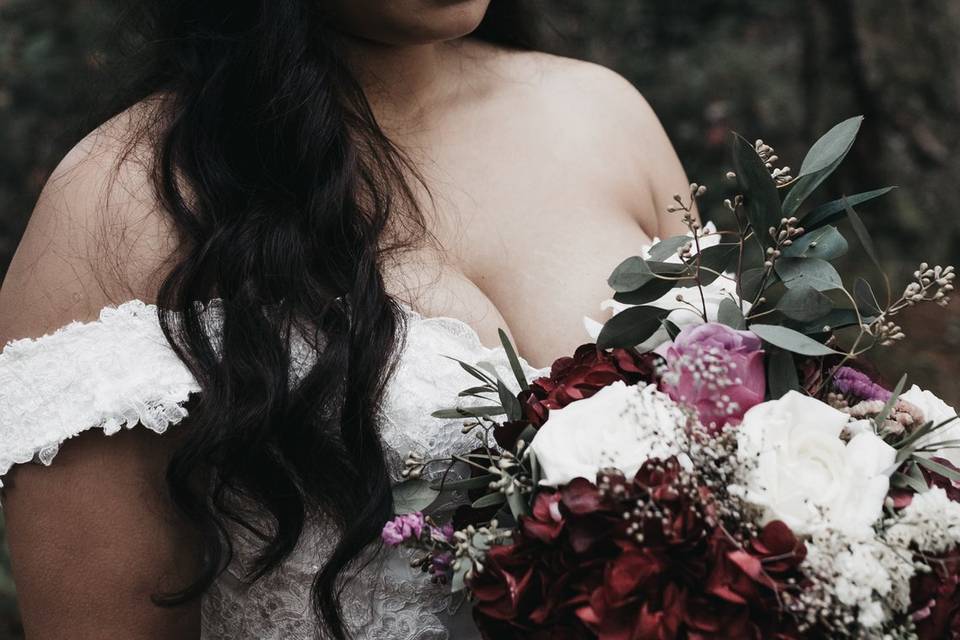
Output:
[
  {"xmin": 735, "ymin": 391, "xmax": 896, "ymax": 536},
  {"xmin": 583, "ymin": 223, "xmax": 750, "ymax": 353},
  {"xmin": 529, "ymin": 381, "xmax": 688, "ymax": 486},
  {"xmin": 900, "ymin": 385, "xmax": 960, "ymax": 467}
]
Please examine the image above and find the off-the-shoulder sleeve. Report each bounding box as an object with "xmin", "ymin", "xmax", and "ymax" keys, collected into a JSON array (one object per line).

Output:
[{"xmin": 0, "ymin": 299, "xmax": 200, "ymax": 485}]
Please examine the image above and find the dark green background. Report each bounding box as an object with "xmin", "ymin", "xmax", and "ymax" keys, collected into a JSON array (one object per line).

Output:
[{"xmin": 1, "ymin": 1, "xmax": 958, "ymax": 636}]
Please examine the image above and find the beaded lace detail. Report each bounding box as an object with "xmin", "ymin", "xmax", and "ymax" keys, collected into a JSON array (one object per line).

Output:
[{"xmin": 0, "ymin": 299, "xmax": 548, "ymax": 639}]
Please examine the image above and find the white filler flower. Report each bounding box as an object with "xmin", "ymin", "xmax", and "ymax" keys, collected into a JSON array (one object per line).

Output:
[
  {"xmin": 529, "ymin": 381, "xmax": 688, "ymax": 486},
  {"xmin": 734, "ymin": 391, "xmax": 896, "ymax": 536}
]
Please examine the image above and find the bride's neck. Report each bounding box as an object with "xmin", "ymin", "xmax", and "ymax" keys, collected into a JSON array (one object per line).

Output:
[{"xmin": 339, "ymin": 36, "xmax": 453, "ymax": 128}]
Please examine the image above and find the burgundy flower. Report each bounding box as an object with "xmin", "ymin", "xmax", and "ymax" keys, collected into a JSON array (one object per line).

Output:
[
  {"xmin": 910, "ymin": 551, "xmax": 960, "ymax": 640},
  {"xmin": 496, "ymin": 344, "xmax": 660, "ymax": 449}
]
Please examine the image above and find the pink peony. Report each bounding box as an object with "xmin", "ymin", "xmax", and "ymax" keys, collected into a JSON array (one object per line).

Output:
[
  {"xmin": 381, "ymin": 512, "xmax": 426, "ymax": 546},
  {"xmin": 663, "ymin": 323, "xmax": 765, "ymax": 431}
]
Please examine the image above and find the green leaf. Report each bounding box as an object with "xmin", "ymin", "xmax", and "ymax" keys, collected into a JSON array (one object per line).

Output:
[
  {"xmin": 796, "ymin": 116, "xmax": 864, "ymax": 178},
  {"xmin": 497, "ymin": 378, "xmax": 522, "ymax": 422},
  {"xmin": 892, "ymin": 469, "xmax": 929, "ymax": 494},
  {"xmin": 796, "ymin": 308, "xmax": 864, "ymax": 334},
  {"xmin": 432, "ymin": 474, "xmax": 496, "ymax": 492},
  {"xmin": 875, "ymin": 374, "xmax": 908, "ymax": 432},
  {"xmin": 661, "ymin": 318, "xmax": 681, "ymax": 341},
  {"xmin": 776, "ymin": 285, "xmax": 833, "ymax": 322},
  {"xmin": 733, "ymin": 133, "xmax": 782, "ymax": 247},
  {"xmin": 450, "ymin": 559, "xmax": 470, "ymax": 593},
  {"xmin": 718, "ymin": 298, "xmax": 747, "ymax": 330},
  {"xmin": 612, "ymin": 261, "xmax": 693, "ymax": 304},
  {"xmin": 648, "ymin": 235, "xmax": 692, "ymax": 261},
  {"xmin": 597, "ymin": 305, "xmax": 670, "ymax": 349},
  {"xmin": 459, "ymin": 385, "xmax": 494, "ymax": 398},
  {"xmin": 608, "ymin": 256, "xmax": 654, "ymax": 292},
  {"xmin": 854, "ymin": 278, "xmax": 883, "ymax": 316},
  {"xmin": 776, "ymin": 257, "xmax": 843, "ymax": 292},
  {"xmin": 507, "ymin": 490, "xmax": 530, "ymax": 519},
  {"xmin": 446, "ymin": 357, "xmax": 496, "ymax": 386},
  {"xmin": 740, "ymin": 268, "xmax": 768, "ymax": 301},
  {"xmin": 915, "ymin": 456, "xmax": 960, "ymax": 483},
  {"xmin": 697, "ymin": 243, "xmax": 739, "ymax": 285},
  {"xmin": 782, "ymin": 117, "xmax": 863, "ymax": 217},
  {"xmin": 766, "ymin": 348, "xmax": 801, "ymax": 399},
  {"xmin": 802, "ymin": 187, "xmax": 896, "ymax": 229},
  {"xmin": 782, "ymin": 225, "xmax": 849, "ymax": 260},
  {"xmin": 393, "ymin": 479, "xmax": 440, "ymax": 513},
  {"xmin": 751, "ymin": 323, "xmax": 840, "ymax": 356},
  {"xmin": 498, "ymin": 328, "xmax": 529, "ymax": 392},
  {"xmin": 431, "ymin": 405, "xmax": 506, "ymax": 419},
  {"xmin": 843, "ymin": 199, "xmax": 883, "ymax": 274},
  {"xmin": 471, "ymin": 492, "xmax": 507, "ymax": 509}
]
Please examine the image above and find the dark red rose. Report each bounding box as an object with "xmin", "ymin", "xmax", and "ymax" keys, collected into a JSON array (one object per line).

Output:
[
  {"xmin": 523, "ymin": 491, "xmax": 565, "ymax": 543},
  {"xmin": 495, "ymin": 344, "xmax": 661, "ymax": 449},
  {"xmin": 910, "ymin": 551, "xmax": 960, "ymax": 640},
  {"xmin": 470, "ymin": 544, "xmax": 538, "ymax": 623}
]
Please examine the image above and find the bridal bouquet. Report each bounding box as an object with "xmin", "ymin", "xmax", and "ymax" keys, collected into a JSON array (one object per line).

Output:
[{"xmin": 382, "ymin": 117, "xmax": 960, "ymax": 639}]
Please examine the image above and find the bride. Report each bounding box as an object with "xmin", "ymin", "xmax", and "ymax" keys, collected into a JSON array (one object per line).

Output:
[{"xmin": 0, "ymin": 1, "xmax": 692, "ymax": 638}]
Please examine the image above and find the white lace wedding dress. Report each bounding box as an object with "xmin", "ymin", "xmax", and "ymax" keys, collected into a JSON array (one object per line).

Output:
[{"xmin": 0, "ymin": 298, "xmax": 548, "ymax": 639}]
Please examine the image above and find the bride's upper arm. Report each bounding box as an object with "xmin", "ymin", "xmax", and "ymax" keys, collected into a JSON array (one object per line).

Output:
[{"xmin": 0, "ymin": 101, "xmax": 201, "ymax": 639}]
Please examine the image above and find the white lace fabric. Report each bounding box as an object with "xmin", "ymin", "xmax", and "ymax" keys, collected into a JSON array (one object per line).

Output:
[{"xmin": 0, "ymin": 298, "xmax": 549, "ymax": 639}]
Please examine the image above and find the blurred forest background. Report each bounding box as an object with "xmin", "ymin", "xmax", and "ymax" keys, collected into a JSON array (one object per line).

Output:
[{"xmin": 1, "ymin": 0, "xmax": 958, "ymax": 636}]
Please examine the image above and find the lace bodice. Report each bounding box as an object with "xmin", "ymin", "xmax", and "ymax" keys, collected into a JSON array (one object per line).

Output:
[{"xmin": 0, "ymin": 299, "xmax": 548, "ymax": 639}]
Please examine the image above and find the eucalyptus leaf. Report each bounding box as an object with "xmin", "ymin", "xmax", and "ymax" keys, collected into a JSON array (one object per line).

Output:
[
  {"xmin": 783, "ymin": 117, "xmax": 863, "ymax": 216},
  {"xmin": 751, "ymin": 323, "xmax": 840, "ymax": 356},
  {"xmin": 450, "ymin": 560, "xmax": 470, "ymax": 593},
  {"xmin": 498, "ymin": 328, "xmax": 529, "ymax": 392},
  {"xmin": 431, "ymin": 405, "xmax": 506, "ymax": 419},
  {"xmin": 393, "ymin": 479, "xmax": 441, "ymax": 513},
  {"xmin": 796, "ymin": 116, "xmax": 864, "ymax": 178},
  {"xmin": 875, "ymin": 374, "xmax": 908, "ymax": 433},
  {"xmin": 432, "ymin": 474, "xmax": 496, "ymax": 492},
  {"xmin": 718, "ymin": 298, "xmax": 747, "ymax": 329},
  {"xmin": 597, "ymin": 305, "xmax": 670, "ymax": 349},
  {"xmin": 854, "ymin": 278, "xmax": 883, "ymax": 316},
  {"xmin": 608, "ymin": 256, "xmax": 654, "ymax": 292},
  {"xmin": 796, "ymin": 308, "xmax": 864, "ymax": 334},
  {"xmin": 507, "ymin": 490, "xmax": 530, "ymax": 519},
  {"xmin": 766, "ymin": 348, "xmax": 801, "ymax": 399},
  {"xmin": 915, "ymin": 456, "xmax": 960, "ymax": 483},
  {"xmin": 802, "ymin": 187, "xmax": 896, "ymax": 229},
  {"xmin": 497, "ymin": 378, "xmax": 523, "ymax": 422},
  {"xmin": 740, "ymin": 268, "xmax": 768, "ymax": 301},
  {"xmin": 776, "ymin": 257, "xmax": 843, "ymax": 292},
  {"xmin": 776, "ymin": 285, "xmax": 833, "ymax": 322},
  {"xmin": 697, "ymin": 243, "xmax": 739, "ymax": 285},
  {"xmin": 782, "ymin": 225, "xmax": 848, "ymax": 260},
  {"xmin": 733, "ymin": 133, "xmax": 782, "ymax": 247},
  {"xmin": 471, "ymin": 492, "xmax": 507, "ymax": 510},
  {"xmin": 844, "ymin": 199, "xmax": 883, "ymax": 275},
  {"xmin": 661, "ymin": 318, "xmax": 682, "ymax": 341},
  {"xmin": 648, "ymin": 235, "xmax": 693, "ymax": 261}
]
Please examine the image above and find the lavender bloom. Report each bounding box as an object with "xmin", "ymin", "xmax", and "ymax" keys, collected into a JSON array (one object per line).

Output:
[
  {"xmin": 833, "ymin": 366, "xmax": 892, "ymax": 402},
  {"xmin": 430, "ymin": 522, "xmax": 455, "ymax": 544},
  {"xmin": 429, "ymin": 551, "xmax": 454, "ymax": 580},
  {"xmin": 381, "ymin": 512, "xmax": 425, "ymax": 546}
]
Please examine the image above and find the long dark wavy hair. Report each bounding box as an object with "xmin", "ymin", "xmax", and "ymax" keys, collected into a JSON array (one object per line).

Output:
[{"xmin": 98, "ymin": 1, "xmax": 538, "ymax": 638}]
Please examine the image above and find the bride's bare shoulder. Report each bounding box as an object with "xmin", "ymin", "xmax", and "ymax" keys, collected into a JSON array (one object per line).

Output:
[
  {"xmin": 0, "ymin": 96, "xmax": 178, "ymax": 343},
  {"xmin": 461, "ymin": 41, "xmax": 692, "ymax": 233}
]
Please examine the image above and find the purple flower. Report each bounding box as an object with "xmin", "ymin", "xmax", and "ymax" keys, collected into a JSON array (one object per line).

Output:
[
  {"xmin": 429, "ymin": 551, "xmax": 454, "ymax": 580},
  {"xmin": 430, "ymin": 522, "xmax": 455, "ymax": 544},
  {"xmin": 381, "ymin": 512, "xmax": 425, "ymax": 546},
  {"xmin": 832, "ymin": 366, "xmax": 892, "ymax": 402},
  {"xmin": 663, "ymin": 322, "xmax": 766, "ymax": 432}
]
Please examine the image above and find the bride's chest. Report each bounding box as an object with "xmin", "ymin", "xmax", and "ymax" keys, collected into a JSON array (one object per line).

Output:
[{"xmin": 385, "ymin": 126, "xmax": 657, "ymax": 368}]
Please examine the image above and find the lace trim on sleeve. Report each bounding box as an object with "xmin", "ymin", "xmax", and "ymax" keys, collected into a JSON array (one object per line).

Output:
[{"xmin": 0, "ymin": 299, "xmax": 200, "ymax": 485}]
